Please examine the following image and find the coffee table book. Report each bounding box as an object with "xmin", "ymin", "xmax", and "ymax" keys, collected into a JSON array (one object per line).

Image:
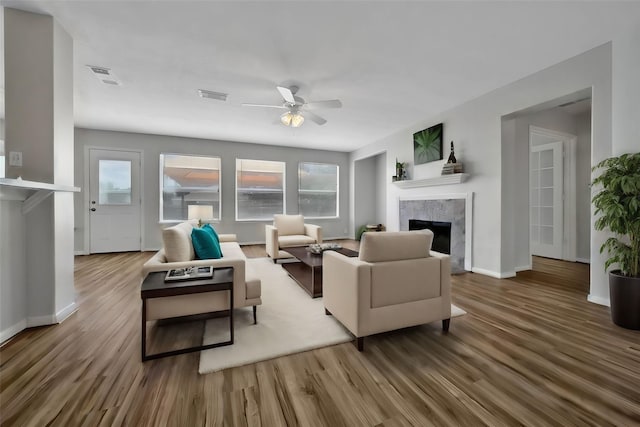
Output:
[{"xmin": 165, "ymin": 266, "xmax": 213, "ymax": 282}]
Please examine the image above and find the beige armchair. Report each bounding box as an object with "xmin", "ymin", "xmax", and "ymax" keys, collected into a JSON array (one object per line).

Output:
[
  {"xmin": 265, "ymin": 214, "xmax": 322, "ymax": 262},
  {"xmin": 323, "ymin": 230, "xmax": 451, "ymax": 351}
]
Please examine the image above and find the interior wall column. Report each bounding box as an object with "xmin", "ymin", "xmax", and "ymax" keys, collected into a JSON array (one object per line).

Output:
[{"xmin": 4, "ymin": 8, "xmax": 76, "ymax": 326}]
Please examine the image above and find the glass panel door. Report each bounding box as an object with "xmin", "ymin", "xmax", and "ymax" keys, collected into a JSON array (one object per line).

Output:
[{"xmin": 530, "ymin": 142, "xmax": 563, "ymax": 259}]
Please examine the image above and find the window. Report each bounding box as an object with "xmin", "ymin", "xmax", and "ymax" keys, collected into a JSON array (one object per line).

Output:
[
  {"xmin": 160, "ymin": 154, "xmax": 221, "ymax": 222},
  {"xmin": 298, "ymin": 162, "xmax": 339, "ymax": 218},
  {"xmin": 236, "ymin": 159, "xmax": 285, "ymax": 220},
  {"xmin": 99, "ymin": 159, "xmax": 132, "ymax": 205}
]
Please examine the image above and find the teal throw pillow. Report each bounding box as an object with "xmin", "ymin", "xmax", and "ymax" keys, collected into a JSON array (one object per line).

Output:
[
  {"xmin": 202, "ymin": 223, "xmax": 223, "ymax": 256},
  {"xmin": 191, "ymin": 227, "xmax": 222, "ymax": 260}
]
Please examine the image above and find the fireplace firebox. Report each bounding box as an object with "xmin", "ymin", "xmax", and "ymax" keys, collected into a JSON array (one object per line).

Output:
[{"xmin": 409, "ymin": 219, "xmax": 452, "ymax": 255}]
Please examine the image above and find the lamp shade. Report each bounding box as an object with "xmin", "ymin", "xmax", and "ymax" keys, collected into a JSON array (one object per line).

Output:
[
  {"xmin": 280, "ymin": 112, "xmax": 292, "ymax": 126},
  {"xmin": 188, "ymin": 205, "xmax": 214, "ymax": 221},
  {"xmin": 280, "ymin": 111, "xmax": 304, "ymax": 127},
  {"xmin": 291, "ymin": 113, "xmax": 304, "ymax": 127}
]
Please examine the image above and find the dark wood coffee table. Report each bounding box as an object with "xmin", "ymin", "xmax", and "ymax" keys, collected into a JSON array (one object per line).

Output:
[{"xmin": 282, "ymin": 246, "xmax": 359, "ymax": 298}]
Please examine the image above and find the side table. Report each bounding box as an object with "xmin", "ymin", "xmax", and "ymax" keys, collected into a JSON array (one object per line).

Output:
[{"xmin": 140, "ymin": 267, "xmax": 234, "ymax": 361}]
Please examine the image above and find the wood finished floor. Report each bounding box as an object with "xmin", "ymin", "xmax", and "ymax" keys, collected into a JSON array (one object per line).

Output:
[{"xmin": 1, "ymin": 244, "xmax": 639, "ymax": 426}]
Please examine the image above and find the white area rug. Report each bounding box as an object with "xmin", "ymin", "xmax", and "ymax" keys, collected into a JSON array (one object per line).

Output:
[{"xmin": 199, "ymin": 257, "xmax": 466, "ymax": 374}]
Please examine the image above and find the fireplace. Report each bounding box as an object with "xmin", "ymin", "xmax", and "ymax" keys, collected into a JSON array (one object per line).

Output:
[
  {"xmin": 399, "ymin": 194, "xmax": 472, "ymax": 273},
  {"xmin": 409, "ymin": 219, "xmax": 452, "ymax": 254}
]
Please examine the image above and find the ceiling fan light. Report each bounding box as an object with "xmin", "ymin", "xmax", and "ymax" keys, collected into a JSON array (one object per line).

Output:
[
  {"xmin": 280, "ymin": 112, "xmax": 293, "ymax": 126},
  {"xmin": 291, "ymin": 113, "xmax": 304, "ymax": 127}
]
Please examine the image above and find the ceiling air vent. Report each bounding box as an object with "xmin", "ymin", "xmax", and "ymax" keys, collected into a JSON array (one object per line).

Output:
[
  {"xmin": 198, "ymin": 89, "xmax": 227, "ymax": 102},
  {"xmin": 87, "ymin": 65, "xmax": 122, "ymax": 86}
]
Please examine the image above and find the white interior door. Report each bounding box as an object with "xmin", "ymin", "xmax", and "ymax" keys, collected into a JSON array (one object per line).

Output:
[
  {"xmin": 530, "ymin": 142, "xmax": 564, "ymax": 259},
  {"xmin": 89, "ymin": 149, "xmax": 141, "ymax": 253}
]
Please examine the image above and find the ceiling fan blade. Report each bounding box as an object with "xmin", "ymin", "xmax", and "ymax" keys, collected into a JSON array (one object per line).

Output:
[
  {"xmin": 304, "ymin": 111, "xmax": 327, "ymax": 125},
  {"xmin": 305, "ymin": 99, "xmax": 342, "ymax": 109},
  {"xmin": 241, "ymin": 103, "xmax": 287, "ymax": 109},
  {"xmin": 277, "ymin": 86, "xmax": 296, "ymax": 104}
]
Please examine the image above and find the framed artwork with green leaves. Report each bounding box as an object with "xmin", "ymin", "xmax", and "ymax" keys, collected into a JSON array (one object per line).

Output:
[{"xmin": 413, "ymin": 123, "xmax": 443, "ymax": 165}]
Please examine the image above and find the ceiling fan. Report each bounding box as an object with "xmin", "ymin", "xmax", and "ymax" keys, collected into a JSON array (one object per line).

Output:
[{"xmin": 242, "ymin": 85, "xmax": 342, "ymax": 127}]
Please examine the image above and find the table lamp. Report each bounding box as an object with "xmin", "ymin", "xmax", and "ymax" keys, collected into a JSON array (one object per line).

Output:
[{"xmin": 187, "ymin": 205, "xmax": 213, "ymax": 227}]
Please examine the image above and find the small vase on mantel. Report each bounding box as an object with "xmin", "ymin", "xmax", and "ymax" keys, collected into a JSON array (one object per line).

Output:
[
  {"xmin": 447, "ymin": 141, "xmax": 457, "ymax": 164},
  {"xmin": 442, "ymin": 141, "xmax": 463, "ymax": 175}
]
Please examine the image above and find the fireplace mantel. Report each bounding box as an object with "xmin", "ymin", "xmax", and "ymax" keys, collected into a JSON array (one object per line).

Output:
[{"xmin": 392, "ymin": 173, "xmax": 469, "ymax": 189}]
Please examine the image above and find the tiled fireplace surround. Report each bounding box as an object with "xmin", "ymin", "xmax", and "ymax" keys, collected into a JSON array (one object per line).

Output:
[{"xmin": 399, "ymin": 194, "xmax": 472, "ymax": 273}]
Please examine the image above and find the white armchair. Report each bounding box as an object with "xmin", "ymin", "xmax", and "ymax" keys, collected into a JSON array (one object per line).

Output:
[
  {"xmin": 265, "ymin": 214, "xmax": 323, "ymax": 262},
  {"xmin": 323, "ymin": 230, "xmax": 451, "ymax": 351}
]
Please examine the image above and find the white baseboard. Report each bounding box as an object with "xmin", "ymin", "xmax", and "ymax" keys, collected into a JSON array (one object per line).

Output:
[
  {"xmin": 515, "ymin": 264, "xmax": 532, "ymax": 272},
  {"xmin": 576, "ymin": 257, "xmax": 590, "ymax": 264},
  {"xmin": 56, "ymin": 302, "xmax": 77, "ymax": 323},
  {"xmin": 27, "ymin": 314, "xmax": 56, "ymax": 328},
  {"xmin": 1, "ymin": 319, "xmax": 27, "ymax": 345},
  {"xmin": 1, "ymin": 303, "xmax": 77, "ymax": 344},
  {"xmin": 587, "ymin": 294, "xmax": 610, "ymax": 307},
  {"xmin": 74, "ymin": 250, "xmax": 87, "ymax": 256},
  {"xmin": 471, "ymin": 267, "xmax": 516, "ymax": 279},
  {"xmin": 143, "ymin": 246, "xmax": 161, "ymax": 252}
]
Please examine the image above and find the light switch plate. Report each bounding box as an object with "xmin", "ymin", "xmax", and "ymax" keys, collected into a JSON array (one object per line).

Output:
[{"xmin": 9, "ymin": 151, "xmax": 22, "ymax": 167}]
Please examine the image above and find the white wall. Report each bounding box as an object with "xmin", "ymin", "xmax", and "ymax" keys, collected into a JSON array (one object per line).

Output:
[
  {"xmin": 354, "ymin": 156, "xmax": 377, "ymax": 234},
  {"xmin": 375, "ymin": 152, "xmax": 387, "ymax": 226},
  {"xmin": 1, "ymin": 9, "xmax": 76, "ymax": 343},
  {"xmin": 0, "ymin": 119, "xmax": 4, "ymax": 178},
  {"xmin": 0, "ymin": 201, "xmax": 27, "ymax": 342},
  {"xmin": 612, "ymin": 26, "xmax": 640, "ymax": 154},
  {"xmin": 74, "ymin": 128, "xmax": 350, "ymax": 251},
  {"xmin": 574, "ymin": 111, "xmax": 592, "ymax": 262},
  {"xmin": 500, "ymin": 117, "xmax": 517, "ymax": 273},
  {"xmin": 590, "ymin": 25, "xmax": 640, "ymax": 305},
  {"xmin": 4, "ymin": 9, "xmax": 54, "ymax": 182},
  {"xmin": 350, "ymin": 43, "xmax": 612, "ymax": 285},
  {"xmin": 52, "ymin": 16, "xmax": 76, "ymax": 318},
  {"xmin": 353, "ymin": 152, "xmax": 387, "ymax": 237}
]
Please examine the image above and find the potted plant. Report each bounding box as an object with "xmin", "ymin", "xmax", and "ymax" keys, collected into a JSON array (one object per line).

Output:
[{"xmin": 592, "ymin": 152, "xmax": 640, "ymax": 330}]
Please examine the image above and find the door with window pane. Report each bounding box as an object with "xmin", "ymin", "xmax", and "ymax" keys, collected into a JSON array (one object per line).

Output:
[
  {"xmin": 530, "ymin": 142, "xmax": 563, "ymax": 259},
  {"xmin": 89, "ymin": 149, "xmax": 141, "ymax": 253}
]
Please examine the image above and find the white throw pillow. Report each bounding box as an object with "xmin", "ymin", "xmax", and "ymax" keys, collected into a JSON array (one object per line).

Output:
[{"xmin": 162, "ymin": 222, "xmax": 195, "ymax": 262}]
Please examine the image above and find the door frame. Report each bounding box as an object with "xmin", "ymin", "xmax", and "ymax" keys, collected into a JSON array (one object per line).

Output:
[
  {"xmin": 529, "ymin": 125, "xmax": 577, "ymax": 264},
  {"xmin": 83, "ymin": 146, "xmax": 145, "ymax": 254}
]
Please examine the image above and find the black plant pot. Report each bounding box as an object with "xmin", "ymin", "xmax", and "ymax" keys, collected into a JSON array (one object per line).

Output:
[{"xmin": 609, "ymin": 271, "xmax": 640, "ymax": 330}]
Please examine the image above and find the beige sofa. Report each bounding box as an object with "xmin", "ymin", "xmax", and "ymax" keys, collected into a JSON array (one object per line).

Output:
[
  {"xmin": 142, "ymin": 221, "xmax": 262, "ymax": 322},
  {"xmin": 323, "ymin": 230, "xmax": 451, "ymax": 351},
  {"xmin": 265, "ymin": 214, "xmax": 322, "ymax": 262}
]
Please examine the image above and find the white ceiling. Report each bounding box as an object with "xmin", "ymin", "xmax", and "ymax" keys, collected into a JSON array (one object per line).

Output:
[{"xmin": 2, "ymin": 1, "xmax": 639, "ymax": 152}]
